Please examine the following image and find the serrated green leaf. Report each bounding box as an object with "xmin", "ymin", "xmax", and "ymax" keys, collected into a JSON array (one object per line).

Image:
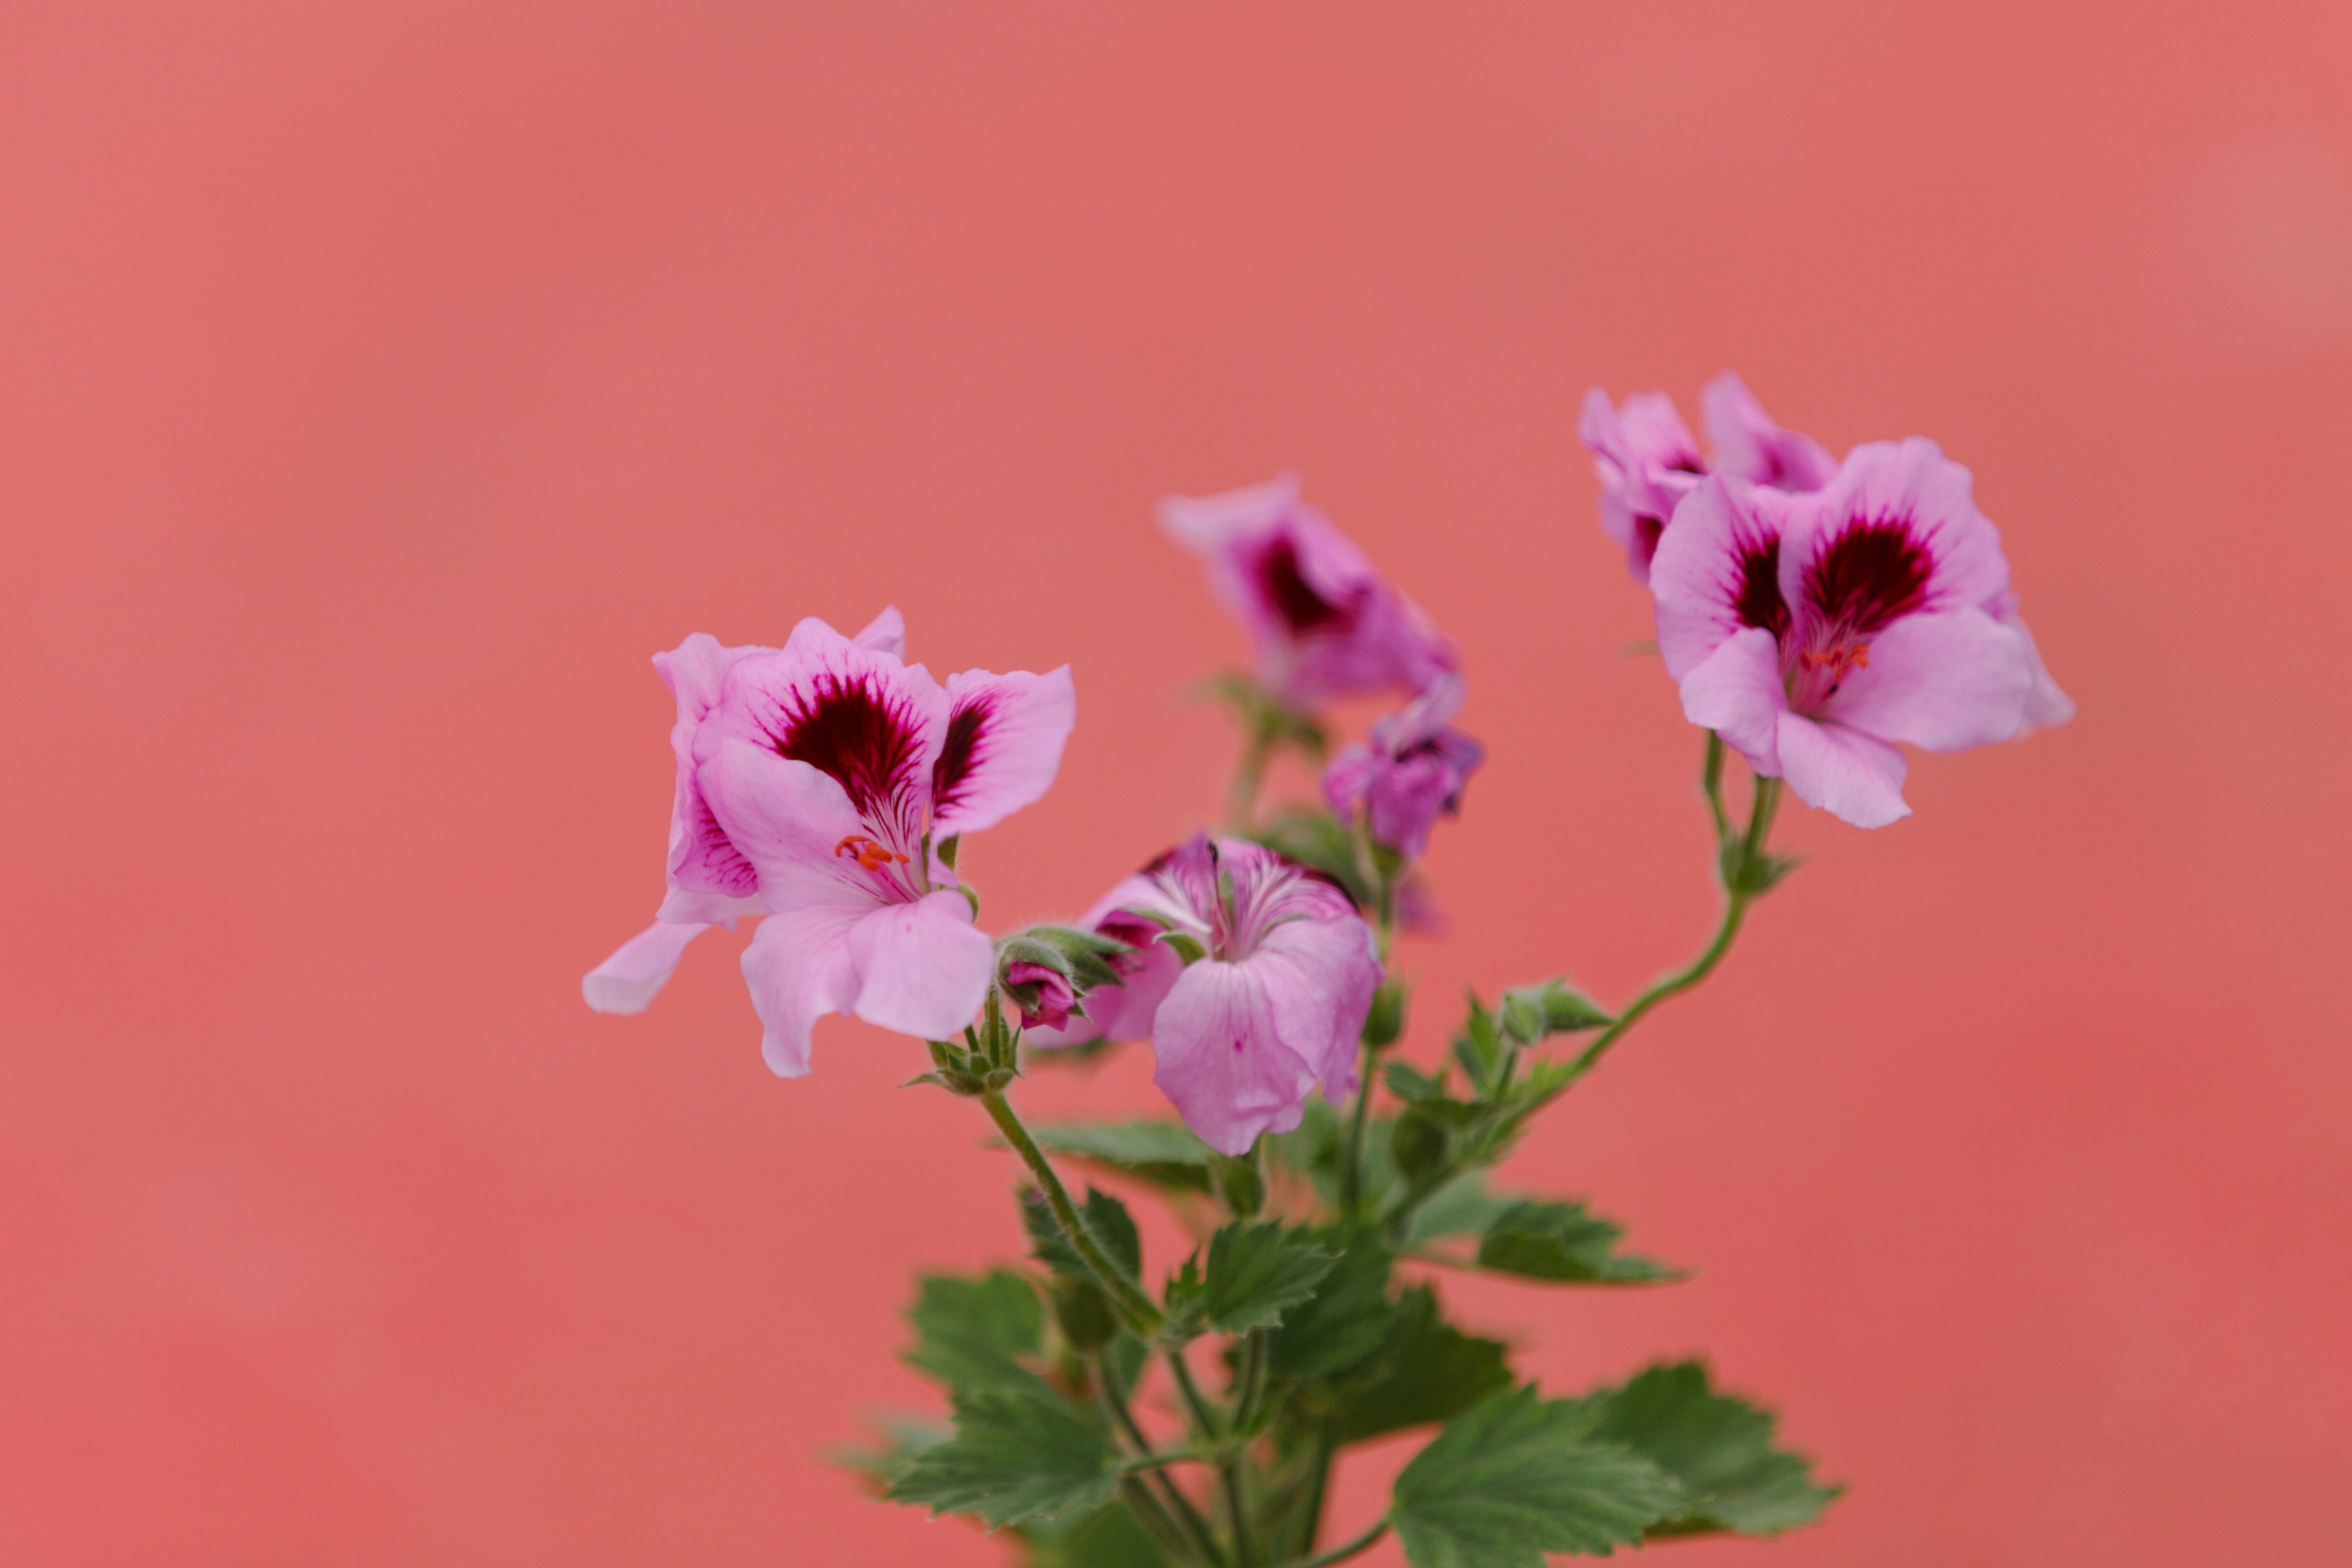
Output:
[
  {"xmin": 1334, "ymin": 1286, "xmax": 1512, "ymax": 1442},
  {"xmin": 1390, "ymin": 1387, "xmax": 1686, "ymax": 1567},
  {"xmin": 885, "ymin": 1387, "xmax": 1118, "ymax": 1527},
  {"xmin": 906, "ymin": 1271, "xmax": 1049, "ymax": 1394},
  {"xmin": 1578, "ymin": 1363, "xmax": 1841, "ymax": 1538},
  {"xmin": 1474, "ymin": 1200, "xmax": 1683, "ymax": 1285},
  {"xmin": 1201, "ymin": 1222, "xmax": 1337, "ymax": 1335},
  {"xmin": 1028, "ymin": 1120, "xmax": 1217, "ymax": 1193},
  {"xmin": 1023, "ymin": 1187, "xmax": 1143, "ymax": 1283},
  {"xmin": 833, "ymin": 1413, "xmax": 951, "ymax": 1490},
  {"xmin": 1266, "ymin": 1233, "xmax": 1396, "ymax": 1380},
  {"xmin": 1402, "ymin": 1172, "xmax": 1522, "ymax": 1248}
]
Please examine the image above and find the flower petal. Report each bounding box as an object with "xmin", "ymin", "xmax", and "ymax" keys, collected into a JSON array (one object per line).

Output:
[
  {"xmin": 1651, "ymin": 477, "xmax": 1794, "ymax": 681},
  {"xmin": 1782, "ymin": 439, "xmax": 2012, "ymax": 629},
  {"xmin": 582, "ymin": 920, "xmax": 711, "ymax": 1015},
  {"xmin": 1701, "ymin": 371, "xmax": 1838, "ymax": 491},
  {"xmin": 1992, "ymin": 595, "xmax": 2076, "ymax": 735},
  {"xmin": 1250, "ymin": 913, "xmax": 1380, "ymax": 1104},
  {"xmin": 1678, "ymin": 627, "xmax": 1787, "ymax": 775},
  {"xmin": 845, "ymin": 889, "xmax": 995, "ymax": 1041},
  {"xmin": 1149, "ymin": 960, "xmax": 1323, "ymax": 1156},
  {"xmin": 929, "ymin": 665, "xmax": 1077, "ymax": 839},
  {"xmin": 653, "ymin": 633, "xmax": 770, "ymax": 907},
  {"xmin": 739, "ymin": 905, "xmax": 865, "ymax": 1077},
  {"xmin": 1775, "ymin": 713, "xmax": 1911, "ymax": 828},
  {"xmin": 697, "ymin": 738, "xmax": 889, "ymax": 910},
  {"xmin": 1824, "ymin": 607, "xmax": 2030, "ymax": 751},
  {"xmin": 852, "ymin": 606, "xmax": 907, "ymax": 658}
]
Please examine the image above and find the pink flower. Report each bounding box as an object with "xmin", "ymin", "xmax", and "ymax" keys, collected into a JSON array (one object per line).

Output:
[
  {"xmin": 1003, "ymin": 960, "xmax": 1077, "ymax": 1031},
  {"xmin": 1029, "ymin": 836, "xmax": 1380, "ymax": 1155},
  {"xmin": 582, "ymin": 608, "xmax": 905, "ymax": 1014},
  {"xmin": 1323, "ymin": 674, "xmax": 1487, "ymax": 860},
  {"xmin": 1160, "ymin": 473, "xmax": 1458, "ymax": 706},
  {"xmin": 1581, "ymin": 374, "xmax": 1835, "ymax": 583},
  {"xmin": 1652, "ymin": 439, "xmax": 2052, "ymax": 828},
  {"xmin": 585, "ymin": 612, "xmax": 1075, "ymax": 1078}
]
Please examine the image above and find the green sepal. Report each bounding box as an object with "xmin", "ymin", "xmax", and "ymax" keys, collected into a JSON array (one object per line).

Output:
[
  {"xmin": 1474, "ymin": 1199, "xmax": 1684, "ymax": 1285},
  {"xmin": 1388, "ymin": 1386, "xmax": 1686, "ymax": 1567},
  {"xmin": 1576, "ymin": 1362, "xmax": 1841, "ymax": 1538},
  {"xmin": 1201, "ymin": 1221, "xmax": 1337, "ymax": 1335},
  {"xmin": 1721, "ymin": 838, "xmax": 1802, "ymax": 897},
  {"xmin": 904, "ymin": 1270, "xmax": 1052, "ymax": 1398},
  {"xmin": 1497, "ymin": 978, "xmax": 1612, "ymax": 1042},
  {"xmin": 1451, "ymin": 992, "xmax": 1507, "ymax": 1092},
  {"xmin": 884, "ymin": 1386, "xmax": 1119, "ymax": 1527},
  {"xmin": 1210, "ymin": 1150, "xmax": 1266, "ymax": 1217},
  {"xmin": 1026, "ymin": 1120, "xmax": 1218, "ymax": 1194}
]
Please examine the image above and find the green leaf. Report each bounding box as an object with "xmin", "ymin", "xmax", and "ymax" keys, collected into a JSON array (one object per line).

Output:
[
  {"xmin": 1028, "ymin": 1120, "xmax": 1217, "ymax": 1193},
  {"xmin": 1578, "ymin": 1362, "xmax": 1841, "ymax": 1538},
  {"xmin": 1475, "ymin": 1200, "xmax": 1684, "ymax": 1285},
  {"xmin": 1389, "ymin": 1387, "xmax": 1686, "ymax": 1567},
  {"xmin": 1266, "ymin": 1233, "xmax": 1397, "ymax": 1381},
  {"xmin": 905, "ymin": 1271, "xmax": 1049, "ymax": 1394},
  {"xmin": 1023, "ymin": 1186, "xmax": 1143, "ymax": 1283},
  {"xmin": 1402, "ymin": 1172, "xmax": 1522, "ymax": 1248},
  {"xmin": 1201, "ymin": 1222, "xmax": 1337, "ymax": 1335},
  {"xmin": 1498, "ymin": 978, "xmax": 1613, "ymax": 1041},
  {"xmin": 885, "ymin": 1387, "xmax": 1118, "ymax": 1527},
  {"xmin": 833, "ymin": 1413, "xmax": 951, "ymax": 1490},
  {"xmin": 1451, "ymin": 993, "xmax": 1506, "ymax": 1092},
  {"xmin": 1334, "ymin": 1286, "xmax": 1512, "ymax": 1442},
  {"xmin": 1026, "ymin": 1497, "xmax": 1173, "ymax": 1567}
]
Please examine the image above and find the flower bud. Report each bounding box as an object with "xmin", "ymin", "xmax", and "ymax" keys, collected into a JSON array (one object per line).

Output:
[
  {"xmin": 1050, "ymin": 1279, "xmax": 1118, "ymax": 1353},
  {"xmin": 1361, "ymin": 977, "xmax": 1409, "ymax": 1049},
  {"xmin": 1003, "ymin": 959, "xmax": 1076, "ymax": 1031}
]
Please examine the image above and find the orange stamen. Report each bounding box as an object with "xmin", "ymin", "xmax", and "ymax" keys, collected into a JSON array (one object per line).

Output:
[{"xmin": 834, "ymin": 835, "xmax": 910, "ymax": 872}]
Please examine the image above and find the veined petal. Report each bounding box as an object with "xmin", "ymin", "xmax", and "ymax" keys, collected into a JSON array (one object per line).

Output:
[
  {"xmin": 1150, "ymin": 960, "xmax": 1323, "ymax": 1157},
  {"xmin": 1993, "ymin": 595, "xmax": 2076, "ymax": 735},
  {"xmin": 1701, "ymin": 371, "xmax": 1838, "ymax": 491},
  {"xmin": 1776, "ymin": 713, "xmax": 1911, "ymax": 828},
  {"xmin": 740, "ymin": 905, "xmax": 865, "ymax": 1077},
  {"xmin": 1825, "ymin": 607, "xmax": 2031, "ymax": 752},
  {"xmin": 852, "ymin": 605, "xmax": 907, "ymax": 658},
  {"xmin": 699, "ymin": 739, "xmax": 907, "ymax": 911},
  {"xmin": 1678, "ymin": 627, "xmax": 1787, "ymax": 775},
  {"xmin": 654, "ymin": 633, "xmax": 770, "ymax": 904},
  {"xmin": 845, "ymin": 890, "xmax": 994, "ymax": 1041},
  {"xmin": 1782, "ymin": 439, "xmax": 2013, "ymax": 638},
  {"xmin": 703, "ymin": 618, "xmax": 948, "ymax": 862},
  {"xmin": 1651, "ymin": 478, "xmax": 1793, "ymax": 681},
  {"xmin": 1250, "ymin": 914, "xmax": 1380, "ymax": 1103},
  {"xmin": 582, "ymin": 921, "xmax": 711, "ymax": 1015},
  {"xmin": 929, "ymin": 665, "xmax": 1077, "ymax": 839}
]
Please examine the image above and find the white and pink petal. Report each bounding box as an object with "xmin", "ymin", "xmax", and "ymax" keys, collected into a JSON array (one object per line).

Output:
[{"xmin": 928, "ymin": 665, "xmax": 1078, "ymax": 840}]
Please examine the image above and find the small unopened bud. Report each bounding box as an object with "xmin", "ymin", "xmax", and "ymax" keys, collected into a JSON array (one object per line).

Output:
[
  {"xmin": 1051, "ymin": 1279, "xmax": 1117, "ymax": 1353},
  {"xmin": 1211, "ymin": 1151, "xmax": 1265, "ymax": 1218},
  {"xmin": 1003, "ymin": 960, "xmax": 1076, "ymax": 1030},
  {"xmin": 1361, "ymin": 978, "xmax": 1408, "ymax": 1049}
]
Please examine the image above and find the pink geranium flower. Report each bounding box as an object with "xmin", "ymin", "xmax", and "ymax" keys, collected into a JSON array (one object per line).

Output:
[
  {"xmin": 1581, "ymin": 373, "xmax": 1835, "ymax": 583},
  {"xmin": 1323, "ymin": 674, "xmax": 1487, "ymax": 860},
  {"xmin": 1652, "ymin": 439, "xmax": 2057, "ymax": 828},
  {"xmin": 1160, "ymin": 473, "xmax": 1457, "ymax": 706},
  {"xmin": 582, "ymin": 608, "xmax": 905, "ymax": 1014},
  {"xmin": 1029, "ymin": 836, "xmax": 1380, "ymax": 1155},
  {"xmin": 586, "ymin": 612, "xmax": 1075, "ymax": 1077}
]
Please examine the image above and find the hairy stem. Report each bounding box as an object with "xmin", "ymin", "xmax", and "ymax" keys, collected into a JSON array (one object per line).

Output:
[
  {"xmin": 979, "ymin": 1091, "xmax": 1165, "ymax": 1335},
  {"xmin": 1284, "ymin": 1518, "xmax": 1390, "ymax": 1568}
]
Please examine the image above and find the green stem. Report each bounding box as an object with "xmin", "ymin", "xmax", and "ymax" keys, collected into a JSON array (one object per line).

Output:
[
  {"xmin": 1118, "ymin": 1476, "xmax": 1203, "ymax": 1564},
  {"xmin": 1702, "ymin": 730, "xmax": 1732, "ymax": 844},
  {"xmin": 1290, "ymin": 1428, "xmax": 1336, "ymax": 1557},
  {"xmin": 1284, "ymin": 1518, "xmax": 1389, "ymax": 1568},
  {"xmin": 1167, "ymin": 1349, "xmax": 1254, "ymax": 1564},
  {"xmin": 980, "ymin": 1091, "xmax": 1165, "ymax": 1335},
  {"xmin": 1338, "ymin": 1042, "xmax": 1377, "ymax": 1218},
  {"xmin": 1102, "ymin": 1354, "xmax": 1225, "ymax": 1566},
  {"xmin": 1121, "ymin": 1449, "xmax": 1219, "ymax": 1474},
  {"xmin": 1227, "ymin": 720, "xmax": 1273, "ymax": 832}
]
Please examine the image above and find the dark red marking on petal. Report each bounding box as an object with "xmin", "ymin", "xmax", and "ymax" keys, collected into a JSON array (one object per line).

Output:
[
  {"xmin": 769, "ymin": 671, "xmax": 925, "ymax": 821},
  {"xmin": 1256, "ymin": 536, "xmax": 1345, "ymax": 633},
  {"xmin": 1734, "ymin": 536, "xmax": 1790, "ymax": 639},
  {"xmin": 929, "ymin": 698, "xmax": 989, "ymax": 819},
  {"xmin": 680, "ymin": 792, "xmax": 760, "ymax": 897},
  {"xmin": 1805, "ymin": 516, "xmax": 1930, "ymax": 636}
]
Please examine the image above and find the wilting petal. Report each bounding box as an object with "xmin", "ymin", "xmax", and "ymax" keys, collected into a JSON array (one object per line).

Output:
[
  {"xmin": 1701, "ymin": 371, "xmax": 1838, "ymax": 492},
  {"xmin": 1825, "ymin": 608, "xmax": 2030, "ymax": 752},
  {"xmin": 740, "ymin": 905, "xmax": 865, "ymax": 1077},
  {"xmin": 583, "ymin": 921, "xmax": 712, "ymax": 1015},
  {"xmin": 1651, "ymin": 478, "xmax": 1794, "ymax": 681},
  {"xmin": 1150, "ymin": 959, "xmax": 1323, "ymax": 1156},
  {"xmin": 1678, "ymin": 627, "xmax": 1787, "ymax": 774},
  {"xmin": 1776, "ymin": 713, "xmax": 1911, "ymax": 828},
  {"xmin": 852, "ymin": 605, "xmax": 907, "ymax": 658},
  {"xmin": 929, "ymin": 665, "xmax": 1077, "ymax": 840},
  {"xmin": 845, "ymin": 890, "xmax": 994, "ymax": 1041}
]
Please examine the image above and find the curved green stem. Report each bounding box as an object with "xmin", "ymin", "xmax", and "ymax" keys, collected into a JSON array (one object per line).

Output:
[
  {"xmin": 1290, "ymin": 1428, "xmax": 1336, "ymax": 1558},
  {"xmin": 1101, "ymin": 1353, "xmax": 1225, "ymax": 1566},
  {"xmin": 1284, "ymin": 1517, "xmax": 1389, "ymax": 1568},
  {"xmin": 980, "ymin": 1090, "xmax": 1165, "ymax": 1335}
]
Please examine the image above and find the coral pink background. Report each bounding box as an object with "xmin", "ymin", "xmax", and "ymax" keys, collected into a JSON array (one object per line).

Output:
[{"xmin": 5, "ymin": 5, "xmax": 2347, "ymax": 1564}]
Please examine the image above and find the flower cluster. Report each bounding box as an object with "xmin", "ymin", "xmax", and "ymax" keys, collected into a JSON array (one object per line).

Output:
[
  {"xmin": 578, "ymin": 385, "xmax": 2069, "ymax": 1568},
  {"xmin": 1583, "ymin": 376, "xmax": 2073, "ymax": 826}
]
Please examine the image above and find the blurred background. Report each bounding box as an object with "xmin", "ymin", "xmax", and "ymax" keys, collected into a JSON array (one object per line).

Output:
[{"xmin": 3, "ymin": 3, "xmax": 2346, "ymax": 1563}]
